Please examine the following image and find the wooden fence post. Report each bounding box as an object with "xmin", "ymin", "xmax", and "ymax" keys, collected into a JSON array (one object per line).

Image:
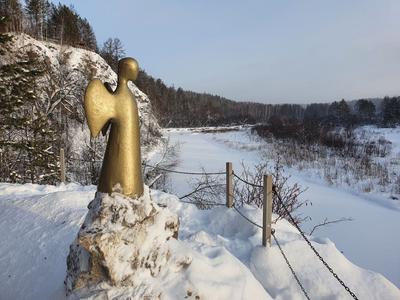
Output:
[
  {"xmin": 263, "ymin": 175, "xmax": 273, "ymax": 247},
  {"xmin": 60, "ymin": 148, "xmax": 66, "ymax": 184},
  {"xmin": 226, "ymin": 162, "xmax": 233, "ymax": 208}
]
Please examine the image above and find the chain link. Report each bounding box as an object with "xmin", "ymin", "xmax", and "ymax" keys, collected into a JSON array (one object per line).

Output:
[
  {"xmin": 272, "ymin": 232, "xmax": 311, "ymax": 300},
  {"xmin": 229, "ymin": 199, "xmax": 311, "ymax": 299},
  {"xmin": 142, "ymin": 163, "xmax": 225, "ymax": 176},
  {"xmin": 272, "ymin": 186, "xmax": 359, "ymax": 300},
  {"xmin": 233, "ymin": 172, "xmax": 263, "ymax": 188},
  {"xmin": 232, "ymin": 205, "xmax": 263, "ymax": 229}
]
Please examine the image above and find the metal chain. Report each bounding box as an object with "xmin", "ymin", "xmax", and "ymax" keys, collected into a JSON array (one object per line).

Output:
[
  {"xmin": 231, "ymin": 200, "xmax": 310, "ymax": 300},
  {"xmin": 272, "ymin": 186, "xmax": 359, "ymax": 300},
  {"xmin": 272, "ymin": 232, "xmax": 311, "ymax": 300},
  {"xmin": 179, "ymin": 199, "xmax": 225, "ymax": 207},
  {"xmin": 233, "ymin": 172, "xmax": 263, "ymax": 188},
  {"xmin": 142, "ymin": 163, "xmax": 225, "ymax": 176},
  {"xmin": 207, "ymin": 199, "xmax": 312, "ymax": 300},
  {"xmin": 232, "ymin": 205, "xmax": 262, "ymax": 229}
]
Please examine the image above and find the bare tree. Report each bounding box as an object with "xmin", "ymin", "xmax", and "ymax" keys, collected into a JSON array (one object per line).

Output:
[
  {"xmin": 180, "ymin": 173, "xmax": 225, "ymax": 209},
  {"xmin": 233, "ymin": 159, "xmax": 309, "ymax": 225},
  {"xmin": 40, "ymin": 50, "xmax": 86, "ymax": 120},
  {"xmin": 177, "ymin": 158, "xmax": 309, "ymax": 225},
  {"xmin": 309, "ymin": 217, "xmax": 353, "ymax": 235},
  {"xmin": 142, "ymin": 137, "xmax": 180, "ymax": 191},
  {"xmin": 100, "ymin": 37, "xmax": 125, "ymax": 71}
]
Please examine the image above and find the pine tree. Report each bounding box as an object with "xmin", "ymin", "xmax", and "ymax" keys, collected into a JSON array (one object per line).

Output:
[
  {"xmin": 0, "ymin": 28, "xmax": 58, "ymax": 183},
  {"xmin": 47, "ymin": 3, "xmax": 80, "ymax": 45},
  {"xmin": 356, "ymin": 99, "xmax": 375, "ymax": 124},
  {"xmin": 328, "ymin": 99, "xmax": 352, "ymax": 126},
  {"xmin": 78, "ymin": 17, "xmax": 97, "ymax": 51},
  {"xmin": 0, "ymin": 0, "xmax": 24, "ymax": 32},
  {"xmin": 382, "ymin": 96, "xmax": 400, "ymax": 127},
  {"xmin": 24, "ymin": 0, "xmax": 50, "ymax": 39}
]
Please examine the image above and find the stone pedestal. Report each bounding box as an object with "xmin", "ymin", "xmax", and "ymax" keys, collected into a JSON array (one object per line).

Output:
[{"xmin": 65, "ymin": 186, "xmax": 179, "ymax": 298}]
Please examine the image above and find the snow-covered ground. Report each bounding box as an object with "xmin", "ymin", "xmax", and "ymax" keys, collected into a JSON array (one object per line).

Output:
[
  {"xmin": 1, "ymin": 126, "xmax": 399, "ymax": 299},
  {"xmin": 0, "ymin": 182, "xmax": 399, "ymax": 299},
  {"xmin": 150, "ymin": 126, "xmax": 400, "ymax": 288}
]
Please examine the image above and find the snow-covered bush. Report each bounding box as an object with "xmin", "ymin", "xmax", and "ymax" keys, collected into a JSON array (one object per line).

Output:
[
  {"xmin": 233, "ymin": 159, "xmax": 309, "ymax": 225},
  {"xmin": 254, "ymin": 124, "xmax": 399, "ymax": 197},
  {"xmin": 180, "ymin": 159, "xmax": 308, "ymax": 225}
]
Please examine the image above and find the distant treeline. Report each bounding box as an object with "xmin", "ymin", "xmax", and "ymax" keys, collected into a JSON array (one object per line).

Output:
[
  {"xmin": 135, "ymin": 70, "xmax": 304, "ymax": 127},
  {"xmin": 253, "ymin": 97, "xmax": 400, "ymax": 154},
  {"xmin": 135, "ymin": 69, "xmax": 400, "ymax": 128}
]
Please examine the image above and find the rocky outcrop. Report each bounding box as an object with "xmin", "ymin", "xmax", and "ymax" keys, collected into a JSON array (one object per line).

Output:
[
  {"xmin": 2, "ymin": 33, "xmax": 161, "ymax": 176},
  {"xmin": 65, "ymin": 186, "xmax": 179, "ymax": 298}
]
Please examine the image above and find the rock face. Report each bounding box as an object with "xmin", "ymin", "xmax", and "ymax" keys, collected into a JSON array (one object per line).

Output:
[{"xmin": 65, "ymin": 186, "xmax": 179, "ymax": 298}]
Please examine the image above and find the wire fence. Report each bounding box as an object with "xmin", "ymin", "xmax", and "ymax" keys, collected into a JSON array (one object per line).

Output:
[
  {"xmin": 147, "ymin": 163, "xmax": 359, "ymax": 300},
  {"xmin": 142, "ymin": 163, "xmax": 225, "ymax": 176},
  {"xmin": 60, "ymin": 154, "xmax": 358, "ymax": 300}
]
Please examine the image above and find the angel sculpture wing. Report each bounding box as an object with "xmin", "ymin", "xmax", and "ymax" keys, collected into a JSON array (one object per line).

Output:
[
  {"xmin": 84, "ymin": 79, "xmax": 116, "ymax": 138},
  {"xmin": 83, "ymin": 57, "xmax": 144, "ymax": 198}
]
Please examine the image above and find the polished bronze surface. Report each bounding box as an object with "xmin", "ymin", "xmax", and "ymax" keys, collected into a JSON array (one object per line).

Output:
[{"xmin": 84, "ymin": 57, "xmax": 144, "ymax": 198}]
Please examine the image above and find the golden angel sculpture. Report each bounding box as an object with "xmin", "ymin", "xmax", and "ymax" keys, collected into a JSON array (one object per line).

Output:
[{"xmin": 84, "ymin": 57, "xmax": 144, "ymax": 198}]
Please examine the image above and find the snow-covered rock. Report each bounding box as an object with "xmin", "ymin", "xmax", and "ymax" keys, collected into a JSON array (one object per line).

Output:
[
  {"xmin": 66, "ymin": 186, "xmax": 179, "ymax": 298},
  {"xmin": 63, "ymin": 185, "xmax": 272, "ymax": 300}
]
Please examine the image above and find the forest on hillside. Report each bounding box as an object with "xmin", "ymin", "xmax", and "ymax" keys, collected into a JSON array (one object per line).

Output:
[
  {"xmin": 0, "ymin": 0, "xmax": 97, "ymax": 50},
  {"xmin": 0, "ymin": 29, "xmax": 96, "ymax": 184},
  {"xmin": 135, "ymin": 70, "xmax": 400, "ymax": 128}
]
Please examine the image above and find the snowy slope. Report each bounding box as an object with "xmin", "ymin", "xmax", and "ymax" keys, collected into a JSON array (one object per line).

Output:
[
  {"xmin": 0, "ymin": 183, "xmax": 94, "ymax": 299},
  {"xmin": 149, "ymin": 127, "xmax": 400, "ymax": 289},
  {"xmin": 0, "ymin": 182, "xmax": 399, "ymax": 299}
]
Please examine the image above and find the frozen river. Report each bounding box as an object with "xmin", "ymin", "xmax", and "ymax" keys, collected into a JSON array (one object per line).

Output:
[{"xmin": 150, "ymin": 127, "xmax": 400, "ymax": 288}]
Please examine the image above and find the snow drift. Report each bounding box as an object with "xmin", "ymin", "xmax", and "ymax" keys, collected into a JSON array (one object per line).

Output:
[{"xmin": 0, "ymin": 183, "xmax": 398, "ymax": 299}]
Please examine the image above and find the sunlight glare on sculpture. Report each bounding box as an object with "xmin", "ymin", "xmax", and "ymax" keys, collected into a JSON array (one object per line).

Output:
[{"xmin": 84, "ymin": 57, "xmax": 144, "ymax": 198}]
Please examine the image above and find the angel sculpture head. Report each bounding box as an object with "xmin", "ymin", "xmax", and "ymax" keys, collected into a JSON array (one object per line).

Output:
[{"xmin": 84, "ymin": 57, "xmax": 144, "ymax": 198}]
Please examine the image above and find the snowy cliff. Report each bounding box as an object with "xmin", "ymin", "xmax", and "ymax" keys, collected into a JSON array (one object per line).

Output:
[{"xmin": 1, "ymin": 33, "xmax": 161, "ymax": 183}]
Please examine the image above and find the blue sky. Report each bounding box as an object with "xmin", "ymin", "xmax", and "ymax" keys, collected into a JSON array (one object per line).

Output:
[{"xmin": 53, "ymin": 0, "xmax": 400, "ymax": 104}]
